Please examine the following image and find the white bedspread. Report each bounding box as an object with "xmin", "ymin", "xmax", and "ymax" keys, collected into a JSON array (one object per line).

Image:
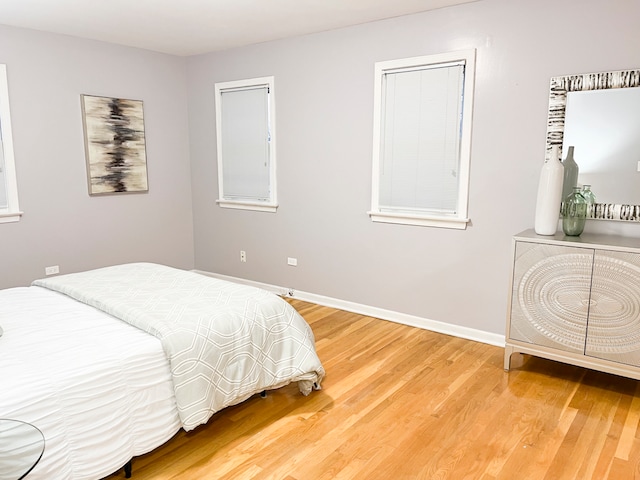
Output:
[
  {"xmin": 0, "ymin": 286, "xmax": 181, "ymax": 480},
  {"xmin": 33, "ymin": 263, "xmax": 325, "ymax": 431}
]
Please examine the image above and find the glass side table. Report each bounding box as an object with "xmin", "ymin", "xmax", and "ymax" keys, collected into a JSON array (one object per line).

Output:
[{"xmin": 0, "ymin": 419, "xmax": 45, "ymax": 480}]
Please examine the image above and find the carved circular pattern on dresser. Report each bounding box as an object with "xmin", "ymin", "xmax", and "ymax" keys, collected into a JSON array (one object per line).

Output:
[
  {"xmin": 587, "ymin": 254, "xmax": 640, "ymax": 356},
  {"xmin": 517, "ymin": 251, "xmax": 640, "ymax": 358},
  {"xmin": 517, "ymin": 253, "xmax": 592, "ymax": 351}
]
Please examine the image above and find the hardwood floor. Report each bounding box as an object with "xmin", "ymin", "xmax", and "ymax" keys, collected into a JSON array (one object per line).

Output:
[{"xmin": 105, "ymin": 300, "xmax": 640, "ymax": 480}]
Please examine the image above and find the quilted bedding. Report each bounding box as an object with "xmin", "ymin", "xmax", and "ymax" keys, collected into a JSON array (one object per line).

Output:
[{"xmin": 33, "ymin": 263, "xmax": 325, "ymax": 431}]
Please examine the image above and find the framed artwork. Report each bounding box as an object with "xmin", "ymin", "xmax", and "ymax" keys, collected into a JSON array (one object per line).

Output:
[{"xmin": 81, "ymin": 94, "xmax": 148, "ymax": 195}]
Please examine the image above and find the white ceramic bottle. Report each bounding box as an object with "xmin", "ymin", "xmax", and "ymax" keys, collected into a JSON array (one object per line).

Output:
[{"xmin": 534, "ymin": 145, "xmax": 564, "ymax": 235}]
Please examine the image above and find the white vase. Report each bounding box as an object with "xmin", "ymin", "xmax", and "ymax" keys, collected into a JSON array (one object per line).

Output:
[{"xmin": 534, "ymin": 145, "xmax": 564, "ymax": 235}]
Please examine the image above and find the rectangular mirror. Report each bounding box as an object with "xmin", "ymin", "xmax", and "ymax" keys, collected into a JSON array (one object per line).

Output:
[
  {"xmin": 545, "ymin": 69, "xmax": 640, "ymax": 222},
  {"xmin": 564, "ymin": 86, "xmax": 640, "ymax": 205}
]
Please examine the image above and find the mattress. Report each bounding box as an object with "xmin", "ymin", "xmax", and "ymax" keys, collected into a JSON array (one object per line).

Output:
[{"xmin": 0, "ymin": 286, "xmax": 181, "ymax": 480}]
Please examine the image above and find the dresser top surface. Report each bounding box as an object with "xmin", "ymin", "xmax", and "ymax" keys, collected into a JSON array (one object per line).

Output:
[{"xmin": 515, "ymin": 229, "xmax": 640, "ymax": 252}]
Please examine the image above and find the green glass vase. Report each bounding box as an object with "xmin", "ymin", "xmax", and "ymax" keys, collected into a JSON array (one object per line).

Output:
[
  {"xmin": 562, "ymin": 186, "xmax": 587, "ymax": 236},
  {"xmin": 581, "ymin": 184, "xmax": 596, "ymax": 217}
]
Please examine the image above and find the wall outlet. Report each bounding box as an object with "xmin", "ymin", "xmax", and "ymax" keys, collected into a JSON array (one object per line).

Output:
[
  {"xmin": 287, "ymin": 288, "xmax": 294, "ymax": 297},
  {"xmin": 45, "ymin": 265, "xmax": 59, "ymax": 275},
  {"xmin": 287, "ymin": 257, "xmax": 298, "ymax": 266},
  {"xmin": 240, "ymin": 250, "xmax": 246, "ymax": 262}
]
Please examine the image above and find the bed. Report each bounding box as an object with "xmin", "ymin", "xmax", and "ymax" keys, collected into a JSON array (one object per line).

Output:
[{"xmin": 0, "ymin": 263, "xmax": 325, "ymax": 479}]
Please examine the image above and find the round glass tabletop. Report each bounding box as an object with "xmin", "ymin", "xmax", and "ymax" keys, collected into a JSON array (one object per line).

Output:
[{"xmin": 0, "ymin": 419, "xmax": 45, "ymax": 480}]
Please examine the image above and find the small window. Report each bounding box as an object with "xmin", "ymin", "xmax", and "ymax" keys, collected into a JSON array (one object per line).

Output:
[
  {"xmin": 369, "ymin": 50, "xmax": 475, "ymax": 229},
  {"xmin": 214, "ymin": 76, "xmax": 277, "ymax": 212},
  {"xmin": 0, "ymin": 64, "xmax": 21, "ymax": 224}
]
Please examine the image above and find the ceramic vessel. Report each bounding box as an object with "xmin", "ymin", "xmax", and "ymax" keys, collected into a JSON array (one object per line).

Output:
[
  {"xmin": 561, "ymin": 146, "xmax": 579, "ymax": 201},
  {"xmin": 534, "ymin": 145, "xmax": 564, "ymax": 235}
]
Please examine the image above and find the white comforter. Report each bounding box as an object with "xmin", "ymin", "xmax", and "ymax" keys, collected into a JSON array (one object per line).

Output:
[
  {"xmin": 0, "ymin": 286, "xmax": 181, "ymax": 479},
  {"xmin": 33, "ymin": 263, "xmax": 325, "ymax": 431}
]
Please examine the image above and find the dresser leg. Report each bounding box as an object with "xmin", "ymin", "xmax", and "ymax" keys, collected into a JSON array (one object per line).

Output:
[{"xmin": 504, "ymin": 345, "xmax": 514, "ymax": 371}]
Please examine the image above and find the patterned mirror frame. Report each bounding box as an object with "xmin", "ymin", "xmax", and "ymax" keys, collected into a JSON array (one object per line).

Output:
[{"xmin": 545, "ymin": 69, "xmax": 640, "ymax": 221}]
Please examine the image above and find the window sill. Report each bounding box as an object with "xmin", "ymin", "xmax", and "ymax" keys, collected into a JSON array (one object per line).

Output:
[
  {"xmin": 217, "ymin": 200, "xmax": 278, "ymax": 213},
  {"xmin": 368, "ymin": 211, "xmax": 469, "ymax": 230},
  {"xmin": 0, "ymin": 211, "xmax": 23, "ymax": 224}
]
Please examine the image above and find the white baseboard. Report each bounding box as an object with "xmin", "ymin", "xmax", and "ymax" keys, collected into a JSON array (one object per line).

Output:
[{"xmin": 192, "ymin": 269, "xmax": 506, "ymax": 348}]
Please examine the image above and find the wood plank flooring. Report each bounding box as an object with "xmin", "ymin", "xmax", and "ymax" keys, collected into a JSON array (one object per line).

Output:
[{"xmin": 105, "ymin": 300, "xmax": 640, "ymax": 480}]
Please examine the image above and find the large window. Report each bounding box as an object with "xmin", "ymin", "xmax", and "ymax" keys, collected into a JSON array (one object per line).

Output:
[
  {"xmin": 369, "ymin": 50, "xmax": 475, "ymax": 229},
  {"xmin": 0, "ymin": 64, "xmax": 21, "ymax": 224},
  {"xmin": 214, "ymin": 76, "xmax": 277, "ymax": 212}
]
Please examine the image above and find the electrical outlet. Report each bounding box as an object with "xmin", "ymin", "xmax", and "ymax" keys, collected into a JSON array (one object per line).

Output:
[
  {"xmin": 287, "ymin": 288, "xmax": 294, "ymax": 297},
  {"xmin": 240, "ymin": 250, "xmax": 246, "ymax": 262},
  {"xmin": 287, "ymin": 257, "xmax": 298, "ymax": 266},
  {"xmin": 45, "ymin": 265, "xmax": 59, "ymax": 275}
]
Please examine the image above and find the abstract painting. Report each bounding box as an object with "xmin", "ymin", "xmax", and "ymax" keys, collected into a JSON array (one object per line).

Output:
[{"xmin": 81, "ymin": 95, "xmax": 148, "ymax": 195}]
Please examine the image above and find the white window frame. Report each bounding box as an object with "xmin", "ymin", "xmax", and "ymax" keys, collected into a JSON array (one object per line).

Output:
[
  {"xmin": 369, "ymin": 50, "xmax": 476, "ymax": 229},
  {"xmin": 0, "ymin": 64, "xmax": 21, "ymax": 224},
  {"xmin": 214, "ymin": 76, "xmax": 277, "ymax": 213}
]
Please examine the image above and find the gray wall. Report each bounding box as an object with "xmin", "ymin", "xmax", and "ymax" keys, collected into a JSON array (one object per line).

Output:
[
  {"xmin": 1, "ymin": 0, "xmax": 637, "ymax": 337},
  {"xmin": 187, "ymin": 0, "xmax": 640, "ymax": 335},
  {"xmin": 0, "ymin": 25, "xmax": 195, "ymax": 289}
]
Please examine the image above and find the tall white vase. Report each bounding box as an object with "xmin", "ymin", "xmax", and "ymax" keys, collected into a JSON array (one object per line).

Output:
[{"xmin": 534, "ymin": 145, "xmax": 564, "ymax": 235}]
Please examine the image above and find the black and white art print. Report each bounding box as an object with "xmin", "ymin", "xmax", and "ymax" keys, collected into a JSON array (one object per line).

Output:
[{"xmin": 81, "ymin": 95, "xmax": 148, "ymax": 195}]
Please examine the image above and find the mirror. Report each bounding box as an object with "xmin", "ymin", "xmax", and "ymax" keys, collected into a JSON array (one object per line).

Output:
[
  {"xmin": 564, "ymin": 87, "xmax": 640, "ymax": 205},
  {"xmin": 545, "ymin": 69, "xmax": 640, "ymax": 221}
]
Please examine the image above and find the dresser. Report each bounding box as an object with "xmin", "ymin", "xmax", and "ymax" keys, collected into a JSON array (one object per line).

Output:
[{"xmin": 504, "ymin": 229, "xmax": 640, "ymax": 379}]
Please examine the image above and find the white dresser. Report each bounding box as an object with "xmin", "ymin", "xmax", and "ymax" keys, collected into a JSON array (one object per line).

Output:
[{"xmin": 505, "ymin": 229, "xmax": 640, "ymax": 379}]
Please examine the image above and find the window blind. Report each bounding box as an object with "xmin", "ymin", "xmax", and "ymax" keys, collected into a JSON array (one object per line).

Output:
[
  {"xmin": 0, "ymin": 135, "xmax": 7, "ymax": 209},
  {"xmin": 220, "ymin": 85, "xmax": 270, "ymax": 201},
  {"xmin": 378, "ymin": 63, "xmax": 464, "ymax": 215}
]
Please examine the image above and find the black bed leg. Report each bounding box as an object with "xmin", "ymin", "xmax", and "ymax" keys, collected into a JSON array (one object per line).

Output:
[
  {"xmin": 260, "ymin": 390, "xmax": 267, "ymax": 398},
  {"xmin": 124, "ymin": 460, "xmax": 132, "ymax": 478}
]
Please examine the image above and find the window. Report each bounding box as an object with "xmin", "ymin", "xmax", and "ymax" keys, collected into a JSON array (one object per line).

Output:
[
  {"xmin": 0, "ymin": 64, "xmax": 21, "ymax": 224},
  {"xmin": 214, "ymin": 76, "xmax": 277, "ymax": 212},
  {"xmin": 369, "ymin": 50, "xmax": 475, "ymax": 229}
]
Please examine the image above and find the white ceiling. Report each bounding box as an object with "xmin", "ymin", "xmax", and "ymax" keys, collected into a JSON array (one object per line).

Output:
[{"xmin": 0, "ymin": 0, "xmax": 477, "ymax": 56}]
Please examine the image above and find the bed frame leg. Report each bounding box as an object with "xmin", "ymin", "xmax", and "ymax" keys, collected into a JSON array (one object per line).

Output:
[
  {"xmin": 124, "ymin": 460, "xmax": 132, "ymax": 478},
  {"xmin": 260, "ymin": 390, "xmax": 267, "ymax": 398}
]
